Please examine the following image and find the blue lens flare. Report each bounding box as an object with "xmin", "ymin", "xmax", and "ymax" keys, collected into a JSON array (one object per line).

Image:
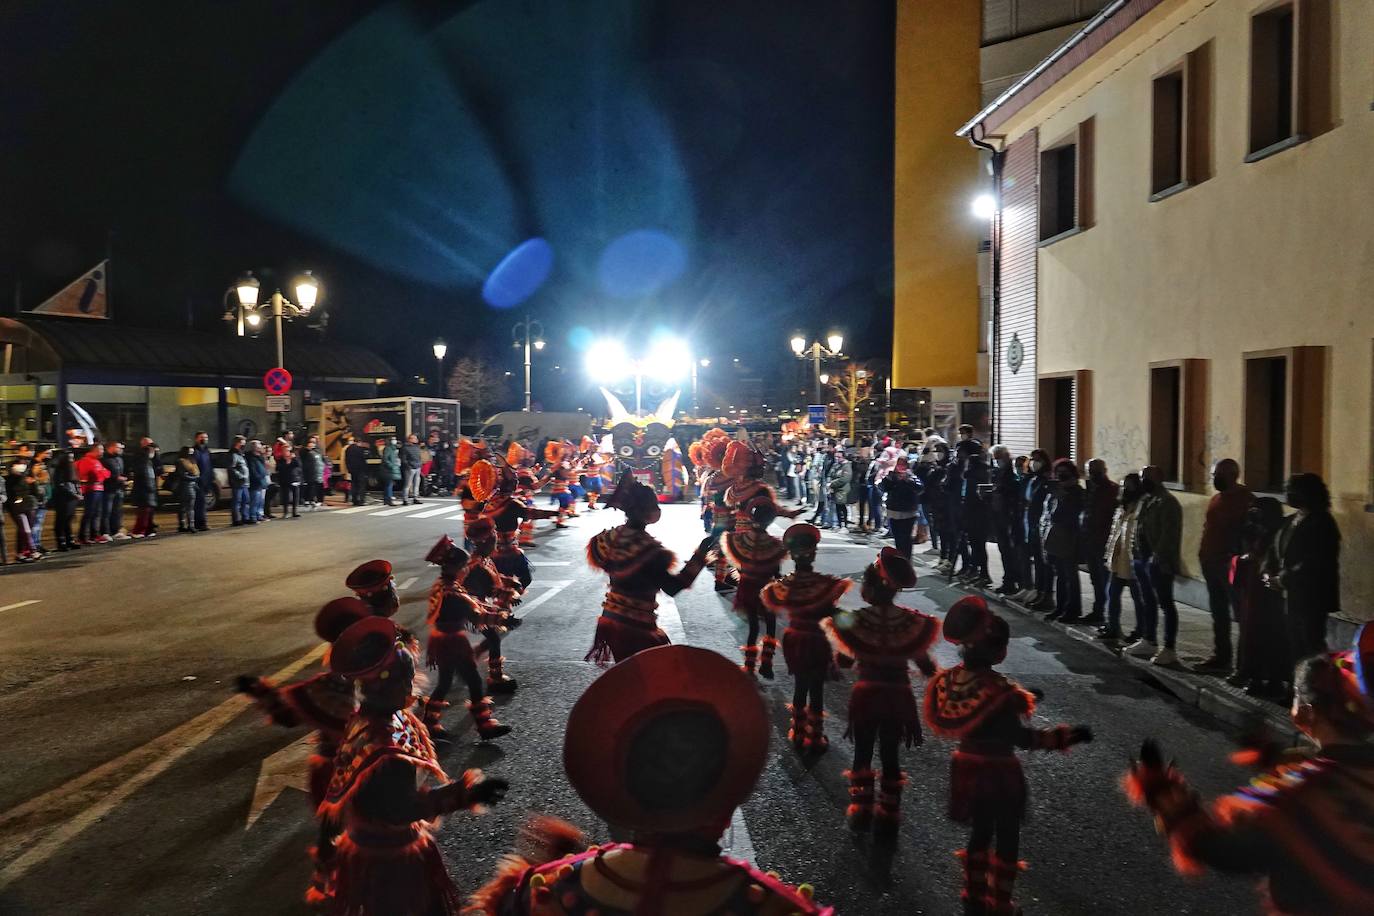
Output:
[{"xmin": 483, "ymin": 238, "xmax": 554, "ymax": 309}]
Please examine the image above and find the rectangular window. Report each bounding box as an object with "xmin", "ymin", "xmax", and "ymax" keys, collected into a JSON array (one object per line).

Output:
[
  {"xmin": 1039, "ymin": 144, "xmax": 1077, "ymax": 240},
  {"xmin": 1038, "ymin": 370, "xmax": 1092, "ymax": 463},
  {"xmin": 1151, "ymin": 69, "xmax": 1185, "ymax": 194},
  {"xmin": 1149, "ymin": 366, "xmax": 1182, "ymax": 481},
  {"xmin": 1243, "ymin": 347, "xmax": 1326, "ymax": 493},
  {"xmin": 1249, "ymin": 4, "xmax": 1297, "ymax": 156}
]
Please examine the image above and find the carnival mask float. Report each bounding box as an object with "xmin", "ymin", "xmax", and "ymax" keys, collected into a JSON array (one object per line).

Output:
[{"xmin": 597, "ymin": 389, "xmax": 686, "ymax": 501}]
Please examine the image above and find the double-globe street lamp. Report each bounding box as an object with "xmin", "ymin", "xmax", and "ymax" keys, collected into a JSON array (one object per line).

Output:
[
  {"xmin": 585, "ymin": 337, "xmax": 692, "ymax": 415},
  {"xmin": 512, "ymin": 314, "xmax": 546, "ymax": 412},
  {"xmin": 226, "ymin": 270, "xmax": 321, "ymax": 373},
  {"xmin": 790, "ymin": 331, "xmax": 844, "ymax": 405}
]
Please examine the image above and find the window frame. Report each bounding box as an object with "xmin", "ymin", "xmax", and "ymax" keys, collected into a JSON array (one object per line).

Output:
[
  {"xmin": 1037, "ymin": 369, "xmax": 1093, "ymax": 464},
  {"xmin": 1037, "ymin": 118, "xmax": 1094, "ymax": 247},
  {"xmin": 1149, "ymin": 65, "xmax": 1188, "ymax": 199},
  {"xmin": 1148, "ymin": 359, "xmax": 1208, "ymax": 490},
  {"xmin": 1241, "ymin": 346, "xmax": 1326, "ymax": 495},
  {"xmin": 1244, "ymin": 0, "xmax": 1332, "ymax": 163}
]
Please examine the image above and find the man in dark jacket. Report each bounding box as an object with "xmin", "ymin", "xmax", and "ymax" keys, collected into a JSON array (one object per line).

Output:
[
  {"xmin": 400, "ymin": 434, "xmax": 424, "ymax": 505},
  {"xmin": 989, "ymin": 445, "xmax": 1021, "ymax": 596},
  {"xmin": 1081, "ymin": 459, "xmax": 1120, "ymax": 624},
  {"xmin": 246, "ymin": 439, "xmax": 270, "ymax": 523},
  {"xmin": 878, "ymin": 457, "xmax": 923, "ymax": 560},
  {"xmin": 1195, "ymin": 458, "xmax": 1252, "ymax": 674},
  {"xmin": 1125, "ymin": 465, "xmax": 1184, "ymax": 666},
  {"xmin": 344, "ymin": 436, "xmax": 370, "ymax": 506},
  {"xmin": 956, "ymin": 442, "xmax": 991, "ymax": 587},
  {"xmin": 191, "ymin": 431, "xmax": 213, "ymax": 530},
  {"xmin": 48, "ymin": 431, "xmax": 84, "ymax": 551},
  {"xmin": 101, "ymin": 441, "xmax": 129, "ymax": 539},
  {"xmin": 433, "ymin": 437, "xmax": 454, "ymax": 495},
  {"xmin": 1018, "ymin": 450, "xmax": 1053, "ymax": 609},
  {"xmin": 228, "ymin": 436, "xmax": 250, "ymax": 526},
  {"xmin": 1043, "ymin": 459, "xmax": 1085, "ymax": 622}
]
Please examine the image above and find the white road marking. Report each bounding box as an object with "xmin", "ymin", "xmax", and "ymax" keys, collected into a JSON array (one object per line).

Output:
[
  {"xmin": 396, "ymin": 576, "xmax": 418, "ymax": 591},
  {"xmin": 657, "ymin": 594, "xmax": 686, "ymax": 643},
  {"xmin": 0, "ymin": 643, "xmax": 327, "ymax": 888},
  {"xmin": 516, "ymin": 580, "xmax": 570, "ymax": 615},
  {"xmin": 0, "ymin": 600, "xmax": 40, "ymax": 614},
  {"xmin": 441, "ymin": 514, "xmax": 467, "ymax": 522},
  {"xmin": 245, "ymin": 734, "xmax": 314, "ymax": 830},
  {"xmin": 370, "ymin": 503, "xmax": 433, "ymax": 517},
  {"xmin": 722, "ymin": 807, "xmax": 756, "ymax": 861},
  {"xmin": 331, "ymin": 505, "xmax": 376, "ymax": 515},
  {"xmin": 410, "ymin": 504, "xmax": 465, "ymax": 518}
]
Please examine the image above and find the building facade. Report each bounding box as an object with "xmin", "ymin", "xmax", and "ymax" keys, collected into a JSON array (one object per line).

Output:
[{"xmin": 959, "ymin": 0, "xmax": 1373, "ymax": 623}]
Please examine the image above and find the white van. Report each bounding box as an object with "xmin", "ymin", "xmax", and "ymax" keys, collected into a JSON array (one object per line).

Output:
[{"xmin": 477, "ymin": 411, "xmax": 593, "ymax": 447}]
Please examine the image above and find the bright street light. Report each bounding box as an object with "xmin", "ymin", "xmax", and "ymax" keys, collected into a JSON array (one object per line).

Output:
[
  {"xmin": 432, "ymin": 340, "xmax": 447, "ymax": 396},
  {"xmin": 236, "ymin": 273, "xmax": 260, "ymax": 307},
  {"xmin": 699, "ymin": 357, "xmax": 710, "ymax": 367},
  {"xmin": 826, "ymin": 332, "xmax": 844, "ymax": 353},
  {"xmin": 294, "ymin": 270, "xmax": 319, "ymax": 312},
  {"xmin": 819, "ymin": 373, "xmax": 830, "ymax": 385},
  {"xmin": 972, "ymin": 193, "xmax": 996, "ymax": 220},
  {"xmin": 647, "ymin": 336, "xmax": 692, "ymax": 383},
  {"xmin": 432, "ymin": 340, "xmax": 448, "ymax": 360},
  {"xmin": 790, "ymin": 335, "xmax": 806, "ymax": 355},
  {"xmin": 533, "ymin": 339, "xmax": 546, "ymax": 350},
  {"xmin": 585, "ymin": 338, "xmax": 629, "ymax": 383}
]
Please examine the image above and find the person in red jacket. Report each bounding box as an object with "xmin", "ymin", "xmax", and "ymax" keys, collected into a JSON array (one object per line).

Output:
[
  {"xmin": 823, "ymin": 548, "xmax": 939, "ymax": 842},
  {"xmin": 74, "ymin": 443, "xmax": 111, "ymax": 544},
  {"xmin": 925, "ymin": 596, "xmax": 1093, "ymax": 916},
  {"xmin": 762, "ymin": 523, "xmax": 850, "ymax": 753}
]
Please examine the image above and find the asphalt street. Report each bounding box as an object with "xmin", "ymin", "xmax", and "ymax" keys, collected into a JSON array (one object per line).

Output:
[{"xmin": 0, "ymin": 498, "xmax": 1265, "ymax": 915}]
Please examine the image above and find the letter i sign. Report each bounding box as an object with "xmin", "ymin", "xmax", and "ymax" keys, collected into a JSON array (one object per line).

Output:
[{"xmin": 264, "ymin": 367, "xmax": 293, "ymax": 395}]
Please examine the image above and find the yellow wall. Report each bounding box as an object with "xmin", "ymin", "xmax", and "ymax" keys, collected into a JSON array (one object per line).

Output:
[
  {"xmin": 892, "ymin": 0, "xmax": 983, "ymax": 388},
  {"xmin": 999, "ymin": 0, "xmax": 1374, "ymax": 618}
]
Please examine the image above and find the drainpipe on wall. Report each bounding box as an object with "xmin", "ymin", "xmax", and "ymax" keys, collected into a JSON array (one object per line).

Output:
[{"xmin": 967, "ymin": 125, "xmax": 1004, "ymax": 445}]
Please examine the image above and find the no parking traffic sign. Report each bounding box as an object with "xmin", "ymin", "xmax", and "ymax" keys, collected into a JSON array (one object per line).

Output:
[{"xmin": 263, "ymin": 367, "xmax": 293, "ymax": 395}]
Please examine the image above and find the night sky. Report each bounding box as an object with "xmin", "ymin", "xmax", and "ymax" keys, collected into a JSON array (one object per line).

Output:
[{"xmin": 0, "ymin": 1, "xmax": 895, "ymax": 411}]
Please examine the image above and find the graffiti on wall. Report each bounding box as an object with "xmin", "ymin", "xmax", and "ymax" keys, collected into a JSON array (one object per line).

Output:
[{"xmin": 1094, "ymin": 422, "xmax": 1146, "ymax": 473}]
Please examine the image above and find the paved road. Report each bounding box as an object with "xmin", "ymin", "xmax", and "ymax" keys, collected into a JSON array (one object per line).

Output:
[{"xmin": 0, "ymin": 499, "xmax": 1264, "ymax": 915}]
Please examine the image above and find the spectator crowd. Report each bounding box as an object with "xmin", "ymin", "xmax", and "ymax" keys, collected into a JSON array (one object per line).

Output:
[{"xmin": 732, "ymin": 424, "xmax": 1344, "ymax": 704}]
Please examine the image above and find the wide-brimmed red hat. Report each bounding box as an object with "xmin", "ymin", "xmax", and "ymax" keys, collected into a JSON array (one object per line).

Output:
[
  {"xmin": 465, "ymin": 517, "xmax": 496, "ymax": 541},
  {"xmin": 563, "ymin": 645, "xmax": 768, "ymax": 836},
  {"xmin": 330, "ymin": 617, "xmax": 403, "ymax": 681},
  {"xmin": 871, "ymin": 546, "xmax": 917, "ymax": 590},
  {"xmin": 782, "ymin": 523, "xmax": 821, "ymax": 550},
  {"xmin": 345, "ymin": 559, "xmax": 393, "ymax": 594},
  {"xmin": 425, "ymin": 534, "xmax": 469, "ymax": 567},
  {"xmin": 943, "ymin": 595, "xmax": 995, "ymax": 646},
  {"xmin": 314, "ymin": 597, "xmax": 372, "ymax": 644}
]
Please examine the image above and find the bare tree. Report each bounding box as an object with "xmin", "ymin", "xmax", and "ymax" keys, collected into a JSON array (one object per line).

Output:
[
  {"xmin": 446, "ymin": 355, "xmax": 510, "ymax": 427},
  {"xmin": 829, "ymin": 363, "xmax": 873, "ymax": 441}
]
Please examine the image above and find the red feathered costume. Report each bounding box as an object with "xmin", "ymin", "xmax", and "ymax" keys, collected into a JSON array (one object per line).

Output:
[
  {"xmin": 585, "ymin": 474, "xmax": 711, "ymax": 666},
  {"xmin": 924, "ymin": 596, "xmax": 1092, "ymax": 916},
  {"xmin": 320, "ymin": 618, "xmax": 506, "ymax": 916},
  {"xmin": 720, "ymin": 509, "xmax": 787, "ymax": 678}
]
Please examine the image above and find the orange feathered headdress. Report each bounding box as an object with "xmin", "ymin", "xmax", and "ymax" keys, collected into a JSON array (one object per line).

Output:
[
  {"xmin": 702, "ymin": 438, "xmax": 728, "ymax": 470},
  {"xmin": 721, "ymin": 440, "xmax": 762, "ymax": 479},
  {"xmin": 469, "ymin": 459, "xmax": 498, "ymax": 502},
  {"xmin": 701, "ymin": 427, "xmax": 730, "ymax": 444},
  {"xmin": 455, "ymin": 439, "xmax": 477, "ymax": 474},
  {"xmin": 506, "ymin": 442, "xmax": 528, "ymax": 466},
  {"xmin": 544, "ymin": 440, "xmax": 564, "ymax": 464},
  {"xmin": 687, "ymin": 441, "xmax": 705, "ymax": 467}
]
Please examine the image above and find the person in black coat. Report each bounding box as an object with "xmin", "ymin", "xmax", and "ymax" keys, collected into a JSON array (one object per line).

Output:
[
  {"xmin": 989, "ymin": 445, "xmax": 1022, "ymax": 595},
  {"xmin": 130, "ymin": 441, "xmax": 161, "ymax": 538},
  {"xmin": 101, "ymin": 441, "xmax": 128, "ymax": 538},
  {"xmin": 1019, "ymin": 450, "xmax": 1053, "ymax": 609},
  {"xmin": 1264, "ymin": 473, "xmax": 1341, "ymax": 662},
  {"xmin": 48, "ymin": 432, "xmax": 84, "ymax": 551},
  {"xmin": 343, "ymin": 436, "xmax": 370, "ymax": 506},
  {"xmin": 1042, "ymin": 459, "xmax": 1085, "ymax": 622},
  {"xmin": 878, "ymin": 458, "xmax": 924, "ymax": 560},
  {"xmin": 191, "ymin": 431, "xmax": 213, "ymax": 530}
]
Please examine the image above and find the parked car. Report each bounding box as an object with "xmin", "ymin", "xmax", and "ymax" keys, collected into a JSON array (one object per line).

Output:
[{"xmin": 160, "ymin": 448, "xmax": 231, "ymax": 508}]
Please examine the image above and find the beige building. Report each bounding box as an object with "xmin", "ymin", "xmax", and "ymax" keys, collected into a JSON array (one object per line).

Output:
[{"xmin": 958, "ymin": 0, "xmax": 1373, "ymax": 628}]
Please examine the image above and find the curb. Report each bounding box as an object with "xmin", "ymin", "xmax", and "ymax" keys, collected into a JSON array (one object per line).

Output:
[{"xmin": 911, "ymin": 555, "xmax": 1307, "ymax": 746}]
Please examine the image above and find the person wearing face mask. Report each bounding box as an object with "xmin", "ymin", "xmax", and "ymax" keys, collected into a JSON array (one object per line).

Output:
[
  {"xmin": 1196, "ymin": 458, "xmax": 1254, "ymax": 675},
  {"xmin": 1264, "ymin": 473, "xmax": 1341, "ymax": 663},
  {"xmin": 1124, "ymin": 465, "xmax": 1183, "ymax": 666},
  {"xmin": 1100, "ymin": 473, "xmax": 1146, "ymax": 643},
  {"xmin": 1041, "ymin": 459, "xmax": 1085, "ymax": 622},
  {"xmin": 988, "ymin": 446, "xmax": 1021, "ymax": 596},
  {"xmin": 1014, "ymin": 450, "xmax": 1053, "ymax": 608},
  {"xmin": 1081, "ymin": 459, "xmax": 1119, "ymax": 625},
  {"xmin": 956, "ymin": 441, "xmax": 992, "ymax": 588}
]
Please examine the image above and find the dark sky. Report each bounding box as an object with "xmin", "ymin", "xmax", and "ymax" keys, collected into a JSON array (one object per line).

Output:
[{"xmin": 0, "ymin": 0, "xmax": 894, "ymax": 411}]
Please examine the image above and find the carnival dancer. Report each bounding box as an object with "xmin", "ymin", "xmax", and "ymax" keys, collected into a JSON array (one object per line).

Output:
[
  {"xmin": 467, "ymin": 644, "xmax": 834, "ymax": 915},
  {"xmin": 474, "ymin": 459, "xmax": 558, "ymax": 589},
  {"xmin": 421, "ymin": 535, "xmax": 513, "ymax": 743},
  {"xmin": 461, "ymin": 516, "xmax": 525, "ymax": 694},
  {"xmin": 722, "ymin": 439, "xmax": 802, "ymax": 529},
  {"xmin": 699, "ymin": 433, "xmax": 737, "ymax": 592},
  {"xmin": 514, "ymin": 468, "xmax": 546, "ymax": 548},
  {"xmin": 1124, "ymin": 625, "xmax": 1374, "ymax": 916},
  {"xmin": 576, "ymin": 436, "xmax": 605, "ymax": 510},
  {"xmin": 762, "ymin": 523, "xmax": 851, "ymax": 754},
  {"xmin": 320, "ymin": 617, "xmax": 509, "ymax": 916},
  {"xmin": 545, "ymin": 441, "xmax": 579, "ymax": 527},
  {"xmin": 924, "ymin": 596, "xmax": 1093, "ymax": 915},
  {"xmin": 455, "ymin": 439, "xmax": 490, "ymax": 546},
  {"xmin": 237, "ymin": 597, "xmax": 369, "ymax": 907},
  {"xmin": 346, "ymin": 559, "xmax": 400, "ymax": 618},
  {"xmin": 822, "ymin": 548, "xmax": 939, "ymax": 842},
  {"xmin": 585, "ymin": 471, "xmax": 714, "ymax": 666},
  {"xmin": 721, "ymin": 500, "xmax": 788, "ymax": 678}
]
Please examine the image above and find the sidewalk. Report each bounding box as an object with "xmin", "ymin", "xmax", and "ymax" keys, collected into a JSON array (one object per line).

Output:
[{"xmin": 904, "ymin": 538, "xmax": 1308, "ymax": 745}]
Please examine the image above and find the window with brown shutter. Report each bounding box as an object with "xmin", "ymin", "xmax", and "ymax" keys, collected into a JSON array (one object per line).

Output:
[
  {"xmin": 1149, "ymin": 359, "xmax": 1207, "ymax": 489},
  {"xmin": 1246, "ymin": 0, "xmax": 1334, "ymax": 162},
  {"xmin": 1242, "ymin": 347, "xmax": 1326, "ymax": 493}
]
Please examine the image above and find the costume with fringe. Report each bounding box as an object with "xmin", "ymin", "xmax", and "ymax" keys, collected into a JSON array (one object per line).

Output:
[
  {"xmin": 482, "ymin": 491, "xmax": 552, "ymax": 588},
  {"xmin": 585, "ymin": 526, "xmax": 702, "ymax": 666},
  {"xmin": 720, "ymin": 528, "xmax": 786, "ymax": 618},
  {"xmin": 763, "ymin": 571, "xmax": 851, "ymax": 678},
  {"xmin": 823, "ymin": 605, "xmax": 939, "ymax": 745},
  {"xmin": 923, "ymin": 666, "xmax": 1072, "ymax": 823},
  {"xmin": 1125, "ymin": 745, "xmax": 1374, "ymax": 915},
  {"xmin": 318, "ymin": 708, "xmax": 479, "ymax": 916}
]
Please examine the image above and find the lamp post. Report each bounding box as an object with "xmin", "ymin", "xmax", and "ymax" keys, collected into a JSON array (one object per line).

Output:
[
  {"xmin": 789, "ymin": 332, "xmax": 844, "ymax": 405},
  {"xmin": 432, "ymin": 340, "xmax": 447, "ymax": 397},
  {"xmin": 511, "ymin": 314, "xmax": 545, "ymax": 412},
  {"xmin": 225, "ymin": 270, "xmax": 321, "ymax": 369}
]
